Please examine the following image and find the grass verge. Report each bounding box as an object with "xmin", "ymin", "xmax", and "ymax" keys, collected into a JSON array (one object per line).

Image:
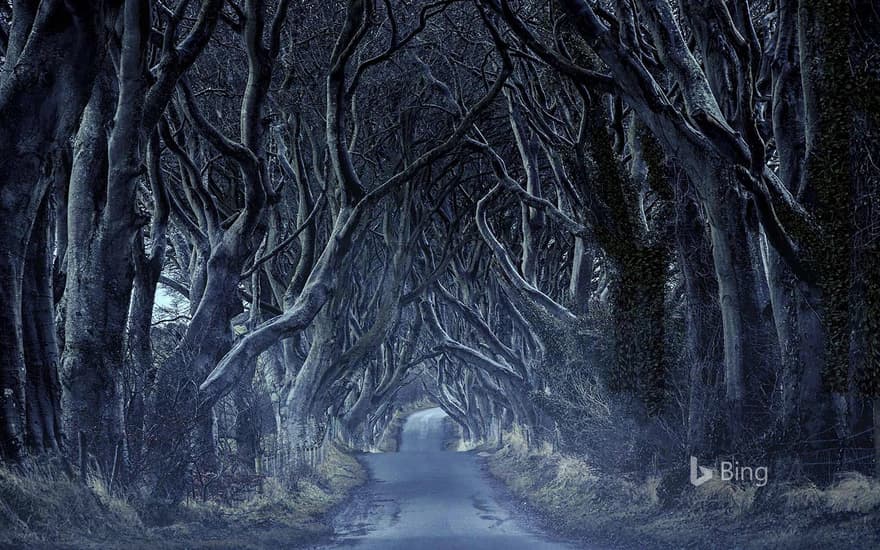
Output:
[
  {"xmin": 0, "ymin": 444, "xmax": 365, "ymax": 549},
  {"xmin": 486, "ymin": 430, "xmax": 880, "ymax": 549}
]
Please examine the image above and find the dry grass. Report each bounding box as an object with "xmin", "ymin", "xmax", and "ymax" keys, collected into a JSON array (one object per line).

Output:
[
  {"xmin": 152, "ymin": 443, "xmax": 365, "ymax": 548},
  {"xmin": 488, "ymin": 434, "xmax": 660, "ymax": 541},
  {"xmin": 317, "ymin": 442, "xmax": 367, "ymax": 494},
  {"xmin": 0, "ymin": 461, "xmax": 144, "ymax": 547},
  {"xmin": 486, "ymin": 430, "xmax": 880, "ymax": 550},
  {"xmin": 782, "ymin": 472, "xmax": 880, "ymax": 514},
  {"xmin": 687, "ymin": 477, "xmax": 757, "ymax": 516},
  {"xmin": 782, "ymin": 481, "xmax": 827, "ymax": 511},
  {"xmin": 0, "ymin": 444, "xmax": 365, "ymax": 549}
]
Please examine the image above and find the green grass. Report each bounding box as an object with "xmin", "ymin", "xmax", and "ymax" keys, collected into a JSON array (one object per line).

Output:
[{"xmin": 486, "ymin": 431, "xmax": 880, "ymax": 549}]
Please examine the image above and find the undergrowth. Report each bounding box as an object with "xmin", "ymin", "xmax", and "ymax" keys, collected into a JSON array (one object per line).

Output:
[
  {"xmin": 487, "ymin": 429, "xmax": 880, "ymax": 549},
  {"xmin": 0, "ymin": 444, "xmax": 364, "ymax": 549}
]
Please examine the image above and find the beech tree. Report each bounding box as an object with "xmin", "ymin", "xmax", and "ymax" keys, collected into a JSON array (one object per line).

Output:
[{"xmin": 0, "ymin": 0, "xmax": 877, "ymax": 506}]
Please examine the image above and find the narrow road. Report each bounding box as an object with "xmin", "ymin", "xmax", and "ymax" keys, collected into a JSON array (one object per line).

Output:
[{"xmin": 319, "ymin": 408, "xmax": 578, "ymax": 549}]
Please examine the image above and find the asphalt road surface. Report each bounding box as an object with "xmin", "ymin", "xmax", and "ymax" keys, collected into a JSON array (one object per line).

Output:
[{"xmin": 318, "ymin": 407, "xmax": 579, "ymax": 549}]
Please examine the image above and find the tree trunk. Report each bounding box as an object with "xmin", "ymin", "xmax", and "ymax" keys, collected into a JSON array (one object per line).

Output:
[
  {"xmin": 61, "ymin": 71, "xmax": 135, "ymax": 480},
  {"xmin": 233, "ymin": 378, "xmax": 260, "ymax": 474},
  {"xmin": 0, "ymin": 1, "xmax": 106, "ymax": 461},
  {"xmin": 22, "ymin": 193, "xmax": 63, "ymax": 454},
  {"xmin": 125, "ymin": 229, "xmax": 164, "ymax": 475},
  {"xmin": 568, "ymin": 237, "xmax": 593, "ymax": 315},
  {"xmin": 875, "ymin": 398, "xmax": 880, "ymax": 478},
  {"xmin": 286, "ymin": 307, "xmax": 339, "ymax": 449},
  {"xmin": 798, "ymin": 0, "xmax": 854, "ymax": 396},
  {"xmin": 147, "ymin": 247, "xmax": 245, "ymax": 500},
  {"xmin": 0, "ymin": 217, "xmax": 29, "ymax": 461},
  {"xmin": 701, "ymin": 165, "xmax": 766, "ymax": 446},
  {"xmin": 675, "ymin": 186, "xmax": 723, "ymax": 456},
  {"xmin": 610, "ymin": 244, "xmax": 667, "ymax": 410},
  {"xmin": 340, "ymin": 366, "xmax": 375, "ymax": 449},
  {"xmin": 762, "ymin": 242, "xmax": 800, "ymax": 433}
]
